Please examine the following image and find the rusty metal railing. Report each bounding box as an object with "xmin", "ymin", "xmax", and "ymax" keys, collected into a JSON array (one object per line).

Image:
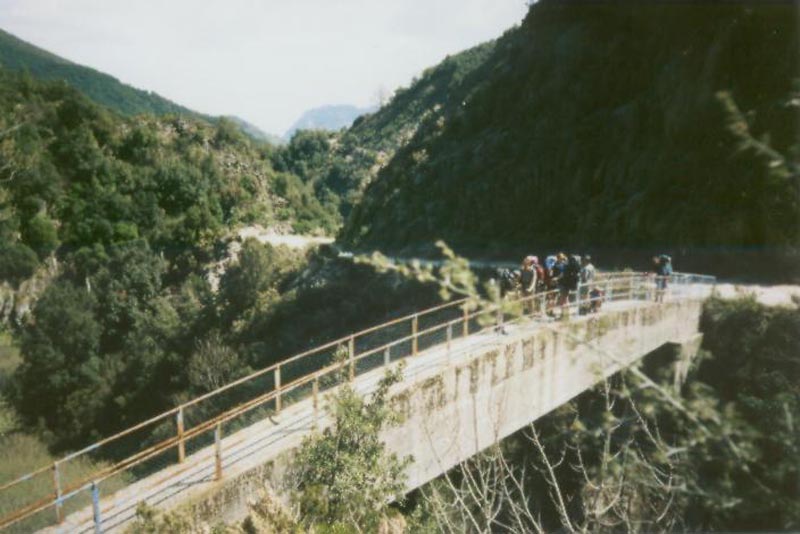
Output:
[{"xmin": 0, "ymin": 271, "xmax": 715, "ymax": 532}]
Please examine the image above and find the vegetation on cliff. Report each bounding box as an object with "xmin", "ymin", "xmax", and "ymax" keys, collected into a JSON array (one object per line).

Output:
[{"xmin": 343, "ymin": 2, "xmax": 799, "ymax": 253}]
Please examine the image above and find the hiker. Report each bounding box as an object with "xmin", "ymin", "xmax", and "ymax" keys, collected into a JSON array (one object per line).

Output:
[
  {"xmin": 496, "ymin": 267, "xmax": 520, "ymax": 299},
  {"xmin": 525, "ymin": 255, "xmax": 546, "ymax": 295},
  {"xmin": 580, "ymin": 255, "xmax": 596, "ymax": 284},
  {"xmin": 558, "ymin": 254, "xmax": 581, "ymax": 313},
  {"xmin": 543, "ymin": 255, "xmax": 559, "ymax": 315},
  {"xmin": 520, "ymin": 256, "xmax": 538, "ymax": 312},
  {"xmin": 652, "ymin": 254, "xmax": 673, "ymax": 302},
  {"xmin": 579, "ymin": 255, "xmax": 597, "ymax": 314}
]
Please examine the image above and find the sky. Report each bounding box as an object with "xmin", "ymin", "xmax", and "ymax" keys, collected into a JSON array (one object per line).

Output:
[{"xmin": 0, "ymin": 0, "xmax": 529, "ymax": 135}]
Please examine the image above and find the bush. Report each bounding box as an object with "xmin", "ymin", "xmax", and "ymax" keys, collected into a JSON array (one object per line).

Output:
[
  {"xmin": 0, "ymin": 242, "xmax": 39, "ymax": 286},
  {"xmin": 288, "ymin": 364, "xmax": 410, "ymax": 531}
]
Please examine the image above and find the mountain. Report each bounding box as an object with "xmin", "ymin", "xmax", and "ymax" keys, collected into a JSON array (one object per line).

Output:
[
  {"xmin": 341, "ymin": 2, "xmax": 799, "ymax": 262},
  {"xmin": 0, "ymin": 28, "xmax": 203, "ymax": 118},
  {"xmin": 284, "ymin": 104, "xmax": 375, "ymax": 139}
]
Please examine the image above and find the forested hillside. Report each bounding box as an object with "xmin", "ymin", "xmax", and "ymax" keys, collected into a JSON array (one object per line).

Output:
[
  {"xmin": 0, "ymin": 68, "xmax": 337, "ymax": 289},
  {"xmin": 0, "ymin": 67, "xmax": 443, "ymax": 456},
  {"xmin": 343, "ymin": 2, "xmax": 799, "ymax": 257},
  {"xmin": 0, "ymin": 28, "xmax": 202, "ymax": 118}
]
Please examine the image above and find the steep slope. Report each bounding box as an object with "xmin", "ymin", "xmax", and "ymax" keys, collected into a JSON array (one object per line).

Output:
[
  {"xmin": 0, "ymin": 28, "xmax": 201, "ymax": 118},
  {"xmin": 342, "ymin": 2, "xmax": 799, "ymax": 257}
]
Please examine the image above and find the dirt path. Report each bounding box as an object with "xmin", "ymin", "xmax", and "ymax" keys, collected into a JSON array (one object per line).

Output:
[{"xmin": 237, "ymin": 226, "xmax": 333, "ymax": 249}]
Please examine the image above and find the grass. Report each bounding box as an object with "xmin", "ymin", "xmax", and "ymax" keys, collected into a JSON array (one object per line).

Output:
[{"xmin": 0, "ymin": 426, "xmax": 130, "ymax": 533}]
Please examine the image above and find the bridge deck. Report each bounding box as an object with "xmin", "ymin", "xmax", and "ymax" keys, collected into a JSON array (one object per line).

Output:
[{"xmin": 39, "ymin": 296, "xmax": 676, "ymax": 534}]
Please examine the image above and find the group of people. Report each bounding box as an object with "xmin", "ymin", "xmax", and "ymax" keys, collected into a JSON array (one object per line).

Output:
[
  {"xmin": 498, "ymin": 253, "xmax": 601, "ymax": 316},
  {"xmin": 498, "ymin": 253, "xmax": 676, "ymax": 314}
]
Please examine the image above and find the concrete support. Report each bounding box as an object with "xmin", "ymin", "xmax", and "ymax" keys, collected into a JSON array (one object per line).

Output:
[{"xmin": 671, "ymin": 333, "xmax": 704, "ymax": 392}]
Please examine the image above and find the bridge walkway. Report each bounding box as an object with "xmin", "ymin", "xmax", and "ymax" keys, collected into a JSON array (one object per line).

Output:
[{"xmin": 41, "ymin": 296, "xmax": 689, "ymax": 533}]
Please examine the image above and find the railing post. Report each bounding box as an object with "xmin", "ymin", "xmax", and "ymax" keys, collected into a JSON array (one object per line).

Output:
[
  {"xmin": 576, "ymin": 281, "xmax": 582, "ymax": 314},
  {"xmin": 462, "ymin": 304, "xmax": 469, "ymax": 337},
  {"xmin": 91, "ymin": 481, "xmax": 102, "ymax": 534},
  {"xmin": 384, "ymin": 346, "xmax": 391, "ymax": 367},
  {"xmin": 214, "ymin": 423, "xmax": 223, "ymax": 481},
  {"xmin": 446, "ymin": 322, "xmax": 453, "ymax": 354},
  {"xmin": 496, "ymin": 305, "xmax": 503, "ymax": 328},
  {"xmin": 52, "ymin": 462, "xmax": 64, "ymax": 524},
  {"xmin": 312, "ymin": 377, "xmax": 319, "ymax": 431},
  {"xmin": 411, "ymin": 315, "xmax": 419, "ymax": 356},
  {"xmin": 348, "ymin": 335, "xmax": 355, "ymax": 381},
  {"xmin": 176, "ymin": 407, "xmax": 185, "ymax": 464},
  {"xmin": 274, "ymin": 366, "xmax": 282, "ymax": 414}
]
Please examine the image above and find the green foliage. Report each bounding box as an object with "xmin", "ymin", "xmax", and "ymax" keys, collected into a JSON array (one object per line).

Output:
[
  {"xmin": 218, "ymin": 240, "xmax": 304, "ymax": 326},
  {"xmin": 0, "ymin": 67, "xmax": 359, "ymax": 449},
  {"xmin": 695, "ymin": 297, "xmax": 800, "ymax": 529},
  {"xmin": 0, "ymin": 65, "xmax": 339, "ymax": 287},
  {"xmin": 289, "ymin": 363, "xmax": 410, "ymax": 531},
  {"xmin": 12, "ymin": 281, "xmax": 104, "ymax": 444},
  {"xmin": 21, "ymin": 213, "xmax": 58, "ymax": 259},
  {"xmin": 235, "ymin": 247, "xmax": 447, "ymax": 371},
  {"xmin": 343, "ymin": 3, "xmax": 800, "ymax": 252},
  {"xmin": 0, "ymin": 242, "xmax": 39, "ymax": 287},
  {"xmin": 128, "ymin": 503, "xmax": 195, "ymax": 534},
  {"xmin": 187, "ymin": 332, "xmax": 246, "ymax": 393}
]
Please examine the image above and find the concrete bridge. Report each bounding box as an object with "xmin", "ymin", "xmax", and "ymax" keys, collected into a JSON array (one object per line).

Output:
[{"xmin": 0, "ymin": 272, "xmax": 714, "ymax": 533}]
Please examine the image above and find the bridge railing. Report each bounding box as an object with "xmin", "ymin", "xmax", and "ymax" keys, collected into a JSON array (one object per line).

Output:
[{"xmin": 0, "ymin": 271, "xmax": 715, "ymax": 533}]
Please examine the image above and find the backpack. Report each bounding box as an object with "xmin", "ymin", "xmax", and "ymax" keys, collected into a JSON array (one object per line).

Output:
[
  {"xmin": 566, "ymin": 255, "xmax": 581, "ymax": 277},
  {"xmin": 533, "ymin": 263, "xmax": 545, "ymax": 283}
]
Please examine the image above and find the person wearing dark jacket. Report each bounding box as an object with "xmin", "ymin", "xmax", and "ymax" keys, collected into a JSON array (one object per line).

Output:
[{"xmin": 652, "ymin": 254, "xmax": 672, "ymax": 302}]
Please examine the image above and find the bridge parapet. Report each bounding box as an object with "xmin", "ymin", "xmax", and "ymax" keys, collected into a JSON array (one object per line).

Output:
[{"xmin": 0, "ymin": 272, "xmax": 714, "ymax": 533}]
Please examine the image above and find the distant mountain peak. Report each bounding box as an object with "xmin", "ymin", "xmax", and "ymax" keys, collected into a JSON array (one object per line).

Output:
[{"xmin": 284, "ymin": 104, "xmax": 376, "ymax": 140}]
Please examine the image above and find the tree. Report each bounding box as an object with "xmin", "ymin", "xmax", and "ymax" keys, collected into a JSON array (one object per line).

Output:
[
  {"xmin": 288, "ymin": 363, "xmax": 410, "ymax": 531},
  {"xmin": 21, "ymin": 213, "xmax": 58, "ymax": 258},
  {"xmin": 219, "ymin": 239, "xmax": 300, "ymax": 323},
  {"xmin": 13, "ymin": 281, "xmax": 107, "ymax": 446},
  {"xmin": 0, "ymin": 242, "xmax": 39, "ymax": 286},
  {"xmin": 187, "ymin": 332, "xmax": 245, "ymax": 393}
]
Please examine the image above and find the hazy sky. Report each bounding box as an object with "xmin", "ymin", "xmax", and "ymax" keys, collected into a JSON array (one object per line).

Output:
[{"xmin": 0, "ymin": 0, "xmax": 528, "ymax": 134}]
